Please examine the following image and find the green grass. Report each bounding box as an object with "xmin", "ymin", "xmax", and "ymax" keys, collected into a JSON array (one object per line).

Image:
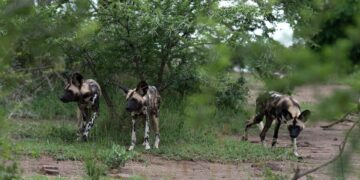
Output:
[
  {"xmin": 10, "ymin": 117, "xmax": 295, "ymax": 165},
  {"xmin": 151, "ymin": 135, "xmax": 294, "ymax": 163},
  {"xmin": 10, "ymin": 119, "xmax": 135, "ymax": 160}
]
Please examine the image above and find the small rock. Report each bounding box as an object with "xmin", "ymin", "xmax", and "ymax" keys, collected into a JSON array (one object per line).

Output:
[
  {"xmin": 41, "ymin": 165, "xmax": 59, "ymax": 175},
  {"xmin": 251, "ymin": 163, "xmax": 261, "ymax": 168},
  {"xmin": 109, "ymin": 173, "xmax": 133, "ymax": 178},
  {"xmin": 265, "ymin": 162, "xmax": 282, "ymax": 171}
]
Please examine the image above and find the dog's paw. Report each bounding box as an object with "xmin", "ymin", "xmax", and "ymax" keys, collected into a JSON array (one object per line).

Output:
[
  {"xmin": 128, "ymin": 146, "xmax": 135, "ymax": 151},
  {"xmin": 297, "ymin": 156, "xmax": 303, "ymax": 161},
  {"xmin": 82, "ymin": 135, "xmax": 88, "ymax": 141},
  {"xmin": 145, "ymin": 144, "xmax": 151, "ymax": 150}
]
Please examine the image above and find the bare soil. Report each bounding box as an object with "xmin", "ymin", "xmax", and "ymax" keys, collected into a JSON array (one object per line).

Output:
[
  {"xmin": 18, "ymin": 84, "xmax": 360, "ymax": 179},
  {"xmin": 19, "ymin": 155, "xmax": 85, "ymax": 179}
]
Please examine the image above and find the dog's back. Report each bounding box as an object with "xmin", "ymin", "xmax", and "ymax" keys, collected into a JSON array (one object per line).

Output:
[{"xmin": 256, "ymin": 91, "xmax": 300, "ymax": 119}]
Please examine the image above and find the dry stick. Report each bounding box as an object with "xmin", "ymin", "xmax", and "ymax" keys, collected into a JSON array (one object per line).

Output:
[
  {"xmin": 292, "ymin": 118, "xmax": 360, "ymax": 180},
  {"xmin": 321, "ymin": 110, "xmax": 356, "ymax": 129}
]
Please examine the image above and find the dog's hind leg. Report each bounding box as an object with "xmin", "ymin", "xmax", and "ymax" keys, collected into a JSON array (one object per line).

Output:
[
  {"xmin": 142, "ymin": 113, "xmax": 151, "ymax": 150},
  {"xmin": 271, "ymin": 120, "xmax": 281, "ymax": 147},
  {"xmin": 243, "ymin": 113, "xmax": 264, "ymax": 141},
  {"xmin": 152, "ymin": 114, "xmax": 160, "ymax": 149},
  {"xmin": 260, "ymin": 116, "xmax": 273, "ymax": 147}
]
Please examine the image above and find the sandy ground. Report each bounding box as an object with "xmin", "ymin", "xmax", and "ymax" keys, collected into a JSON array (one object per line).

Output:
[
  {"xmin": 18, "ymin": 84, "xmax": 360, "ymax": 179},
  {"xmin": 19, "ymin": 156, "xmax": 85, "ymax": 179}
]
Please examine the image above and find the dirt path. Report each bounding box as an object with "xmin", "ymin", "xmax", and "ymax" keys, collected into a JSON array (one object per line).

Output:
[
  {"xmin": 19, "ymin": 156, "xmax": 85, "ymax": 179},
  {"xmin": 18, "ymin": 121, "xmax": 359, "ymax": 179}
]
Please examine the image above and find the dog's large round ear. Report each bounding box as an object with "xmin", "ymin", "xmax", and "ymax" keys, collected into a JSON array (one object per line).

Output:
[
  {"xmin": 136, "ymin": 80, "xmax": 149, "ymax": 96},
  {"xmin": 299, "ymin": 110, "xmax": 311, "ymax": 122},
  {"xmin": 72, "ymin": 72, "xmax": 83, "ymax": 87}
]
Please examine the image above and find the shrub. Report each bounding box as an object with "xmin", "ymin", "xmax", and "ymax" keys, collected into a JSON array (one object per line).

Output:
[
  {"xmin": 100, "ymin": 144, "xmax": 135, "ymax": 169},
  {"xmin": 215, "ymin": 76, "xmax": 249, "ymax": 111}
]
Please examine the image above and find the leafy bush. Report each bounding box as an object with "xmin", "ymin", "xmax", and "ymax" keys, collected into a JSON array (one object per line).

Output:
[
  {"xmin": 29, "ymin": 90, "xmax": 77, "ymax": 120},
  {"xmin": 100, "ymin": 144, "xmax": 135, "ymax": 169},
  {"xmin": 215, "ymin": 76, "xmax": 249, "ymax": 111}
]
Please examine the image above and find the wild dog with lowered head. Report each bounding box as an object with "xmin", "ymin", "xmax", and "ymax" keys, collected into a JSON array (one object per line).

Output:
[
  {"xmin": 59, "ymin": 72, "xmax": 101, "ymax": 141},
  {"xmin": 119, "ymin": 81, "xmax": 161, "ymax": 151},
  {"xmin": 242, "ymin": 91, "xmax": 311, "ymax": 158}
]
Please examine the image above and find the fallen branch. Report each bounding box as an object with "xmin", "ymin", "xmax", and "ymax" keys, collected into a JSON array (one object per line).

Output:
[
  {"xmin": 321, "ymin": 110, "xmax": 356, "ymax": 129},
  {"xmin": 292, "ymin": 118, "xmax": 359, "ymax": 180}
]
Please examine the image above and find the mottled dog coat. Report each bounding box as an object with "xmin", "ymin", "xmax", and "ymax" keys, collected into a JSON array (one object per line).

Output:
[
  {"xmin": 243, "ymin": 91, "xmax": 311, "ymax": 158},
  {"xmin": 60, "ymin": 73, "xmax": 101, "ymax": 141},
  {"xmin": 120, "ymin": 81, "xmax": 161, "ymax": 150}
]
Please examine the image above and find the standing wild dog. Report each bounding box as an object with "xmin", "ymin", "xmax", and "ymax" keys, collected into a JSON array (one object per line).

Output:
[
  {"xmin": 59, "ymin": 72, "xmax": 101, "ymax": 141},
  {"xmin": 118, "ymin": 81, "xmax": 161, "ymax": 151},
  {"xmin": 242, "ymin": 91, "xmax": 311, "ymax": 158}
]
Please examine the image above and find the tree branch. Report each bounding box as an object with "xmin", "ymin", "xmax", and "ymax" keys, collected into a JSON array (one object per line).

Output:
[
  {"xmin": 292, "ymin": 117, "xmax": 360, "ymax": 180},
  {"xmin": 159, "ymin": 77, "xmax": 194, "ymax": 92},
  {"xmin": 321, "ymin": 110, "xmax": 356, "ymax": 129}
]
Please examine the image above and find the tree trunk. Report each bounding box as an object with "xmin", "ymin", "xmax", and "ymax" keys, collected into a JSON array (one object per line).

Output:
[
  {"xmin": 84, "ymin": 52, "xmax": 118, "ymax": 120},
  {"xmin": 133, "ymin": 55, "xmax": 145, "ymax": 81},
  {"xmin": 156, "ymin": 58, "xmax": 167, "ymax": 88}
]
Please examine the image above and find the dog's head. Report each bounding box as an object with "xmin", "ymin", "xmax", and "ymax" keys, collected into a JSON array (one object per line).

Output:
[
  {"xmin": 283, "ymin": 109, "xmax": 311, "ymax": 138},
  {"xmin": 120, "ymin": 81, "xmax": 149, "ymax": 112},
  {"xmin": 59, "ymin": 72, "xmax": 83, "ymax": 103}
]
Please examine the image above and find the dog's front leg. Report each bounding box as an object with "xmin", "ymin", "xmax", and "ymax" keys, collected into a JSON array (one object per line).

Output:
[
  {"xmin": 128, "ymin": 117, "xmax": 137, "ymax": 151},
  {"xmin": 82, "ymin": 111, "xmax": 97, "ymax": 141},
  {"xmin": 76, "ymin": 109, "xmax": 87, "ymax": 141},
  {"xmin": 292, "ymin": 138, "xmax": 302, "ymax": 159}
]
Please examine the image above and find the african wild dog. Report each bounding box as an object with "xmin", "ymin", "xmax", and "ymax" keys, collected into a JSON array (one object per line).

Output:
[
  {"xmin": 242, "ymin": 91, "xmax": 311, "ymax": 158},
  {"xmin": 59, "ymin": 72, "xmax": 101, "ymax": 141},
  {"xmin": 118, "ymin": 81, "xmax": 161, "ymax": 150}
]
